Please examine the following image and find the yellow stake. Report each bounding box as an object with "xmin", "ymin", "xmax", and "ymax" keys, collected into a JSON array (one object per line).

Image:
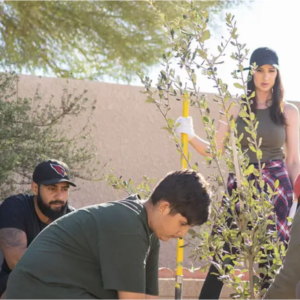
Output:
[{"xmin": 175, "ymin": 93, "xmax": 189, "ymax": 299}]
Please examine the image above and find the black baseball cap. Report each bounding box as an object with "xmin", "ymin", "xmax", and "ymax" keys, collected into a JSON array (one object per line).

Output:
[
  {"xmin": 32, "ymin": 159, "xmax": 76, "ymax": 187},
  {"xmin": 239, "ymin": 47, "xmax": 279, "ymax": 72}
]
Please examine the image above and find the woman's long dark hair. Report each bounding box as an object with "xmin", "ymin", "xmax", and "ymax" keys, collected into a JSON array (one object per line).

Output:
[{"xmin": 246, "ymin": 70, "xmax": 286, "ymax": 126}]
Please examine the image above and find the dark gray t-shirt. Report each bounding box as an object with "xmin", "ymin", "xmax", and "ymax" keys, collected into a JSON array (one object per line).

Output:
[
  {"xmin": 264, "ymin": 206, "xmax": 300, "ymax": 299},
  {"xmin": 6, "ymin": 195, "xmax": 160, "ymax": 299}
]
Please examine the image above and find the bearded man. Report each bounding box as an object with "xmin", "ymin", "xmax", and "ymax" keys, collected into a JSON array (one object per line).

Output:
[{"xmin": 0, "ymin": 159, "xmax": 76, "ymax": 298}]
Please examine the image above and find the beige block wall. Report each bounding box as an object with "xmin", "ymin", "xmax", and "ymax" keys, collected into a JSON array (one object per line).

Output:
[{"xmin": 15, "ymin": 74, "xmax": 300, "ymax": 269}]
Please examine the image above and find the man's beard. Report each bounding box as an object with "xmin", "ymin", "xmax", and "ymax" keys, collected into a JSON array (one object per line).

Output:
[{"xmin": 37, "ymin": 191, "xmax": 68, "ymax": 221}]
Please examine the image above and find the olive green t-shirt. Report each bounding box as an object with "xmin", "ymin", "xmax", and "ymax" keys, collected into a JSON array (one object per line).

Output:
[
  {"xmin": 6, "ymin": 195, "xmax": 160, "ymax": 299},
  {"xmin": 236, "ymin": 108, "xmax": 285, "ymax": 163}
]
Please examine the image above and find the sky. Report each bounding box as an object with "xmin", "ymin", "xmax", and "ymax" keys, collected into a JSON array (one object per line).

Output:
[{"xmin": 129, "ymin": 0, "xmax": 300, "ymax": 102}]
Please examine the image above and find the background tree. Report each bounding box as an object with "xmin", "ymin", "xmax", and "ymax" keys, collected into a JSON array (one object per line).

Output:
[
  {"xmin": 0, "ymin": 70, "xmax": 104, "ymax": 201},
  {"xmin": 0, "ymin": 0, "xmax": 249, "ymax": 82}
]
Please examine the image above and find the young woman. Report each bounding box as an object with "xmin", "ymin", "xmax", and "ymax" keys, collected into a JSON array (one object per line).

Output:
[{"xmin": 175, "ymin": 47, "xmax": 300, "ymax": 299}]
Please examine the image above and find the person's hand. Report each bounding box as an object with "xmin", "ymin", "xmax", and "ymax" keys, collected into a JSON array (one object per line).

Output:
[{"xmin": 174, "ymin": 116, "xmax": 195, "ymax": 141}]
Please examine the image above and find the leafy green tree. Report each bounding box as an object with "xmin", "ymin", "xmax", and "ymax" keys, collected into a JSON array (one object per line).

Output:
[{"xmin": 0, "ymin": 1, "xmax": 247, "ymax": 82}]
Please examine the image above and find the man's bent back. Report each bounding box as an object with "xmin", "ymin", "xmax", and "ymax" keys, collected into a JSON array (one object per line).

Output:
[{"xmin": 6, "ymin": 196, "xmax": 159, "ymax": 299}]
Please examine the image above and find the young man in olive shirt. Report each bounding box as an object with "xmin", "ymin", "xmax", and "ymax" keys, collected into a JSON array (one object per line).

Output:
[{"xmin": 6, "ymin": 170, "xmax": 211, "ymax": 299}]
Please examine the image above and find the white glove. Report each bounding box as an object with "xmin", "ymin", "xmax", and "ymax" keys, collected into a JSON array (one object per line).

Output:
[{"xmin": 174, "ymin": 116, "xmax": 196, "ymax": 141}]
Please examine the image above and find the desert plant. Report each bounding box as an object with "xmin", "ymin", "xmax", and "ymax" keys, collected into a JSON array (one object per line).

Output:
[
  {"xmin": 0, "ymin": 70, "xmax": 105, "ymax": 201},
  {"xmin": 139, "ymin": 1, "xmax": 286, "ymax": 298}
]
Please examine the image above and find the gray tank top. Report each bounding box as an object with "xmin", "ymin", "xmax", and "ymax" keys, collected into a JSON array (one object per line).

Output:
[{"xmin": 236, "ymin": 108, "xmax": 285, "ymax": 163}]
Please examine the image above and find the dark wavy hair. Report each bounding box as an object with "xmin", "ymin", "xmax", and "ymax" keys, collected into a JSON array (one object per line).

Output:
[
  {"xmin": 150, "ymin": 170, "xmax": 211, "ymax": 226},
  {"xmin": 246, "ymin": 70, "xmax": 285, "ymax": 125}
]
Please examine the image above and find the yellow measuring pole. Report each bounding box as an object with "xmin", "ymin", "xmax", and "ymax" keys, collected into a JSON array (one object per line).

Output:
[{"xmin": 175, "ymin": 94, "xmax": 189, "ymax": 299}]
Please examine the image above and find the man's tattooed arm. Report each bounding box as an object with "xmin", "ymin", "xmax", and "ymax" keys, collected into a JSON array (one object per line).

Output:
[{"xmin": 0, "ymin": 228, "xmax": 27, "ymax": 270}]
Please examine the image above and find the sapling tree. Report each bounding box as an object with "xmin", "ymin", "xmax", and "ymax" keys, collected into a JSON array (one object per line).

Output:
[{"xmin": 139, "ymin": 1, "xmax": 286, "ymax": 298}]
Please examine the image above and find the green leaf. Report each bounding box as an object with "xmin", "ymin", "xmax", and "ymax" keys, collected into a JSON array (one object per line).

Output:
[
  {"xmin": 260, "ymin": 180, "xmax": 265, "ymax": 188},
  {"xmin": 161, "ymin": 126, "xmax": 171, "ymax": 133},
  {"xmin": 198, "ymin": 49, "xmax": 207, "ymax": 59},
  {"xmin": 230, "ymin": 118, "xmax": 235, "ymax": 129},
  {"xmin": 274, "ymin": 179, "xmax": 279, "ymax": 189},
  {"xmin": 267, "ymin": 184, "xmax": 273, "ymax": 194},
  {"xmin": 256, "ymin": 149, "xmax": 262, "ymax": 160},
  {"xmin": 239, "ymin": 110, "xmax": 248, "ymax": 118},
  {"xmin": 201, "ymin": 30, "xmax": 211, "ymax": 42},
  {"xmin": 244, "ymin": 164, "xmax": 254, "ymax": 176},
  {"xmin": 250, "ymin": 91, "xmax": 256, "ymax": 98},
  {"xmin": 160, "ymin": 70, "xmax": 167, "ymax": 80},
  {"xmin": 234, "ymin": 82, "xmax": 244, "ymax": 89},
  {"xmin": 191, "ymin": 72, "xmax": 197, "ymax": 84},
  {"xmin": 145, "ymin": 96, "xmax": 155, "ymax": 103},
  {"xmin": 202, "ymin": 116, "xmax": 209, "ymax": 123},
  {"xmin": 167, "ymin": 118, "xmax": 175, "ymax": 128},
  {"xmin": 238, "ymin": 133, "xmax": 244, "ymax": 142},
  {"xmin": 250, "ymin": 112, "xmax": 255, "ymax": 121},
  {"xmin": 249, "ymin": 144, "xmax": 256, "ymax": 153},
  {"xmin": 218, "ymin": 45, "xmax": 222, "ymax": 52},
  {"xmin": 258, "ymin": 137, "xmax": 262, "ymax": 147},
  {"xmin": 253, "ymin": 168, "xmax": 260, "ymax": 177},
  {"xmin": 174, "ymin": 122, "xmax": 180, "ymax": 130}
]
